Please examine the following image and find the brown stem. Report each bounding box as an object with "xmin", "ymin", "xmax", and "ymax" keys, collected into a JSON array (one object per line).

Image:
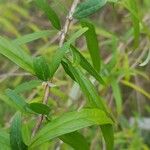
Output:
[
  {"xmin": 32, "ymin": 83, "xmax": 49, "ymax": 137},
  {"xmin": 32, "ymin": 0, "xmax": 80, "ymax": 138}
]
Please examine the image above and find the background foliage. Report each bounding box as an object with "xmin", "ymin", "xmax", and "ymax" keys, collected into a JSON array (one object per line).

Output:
[{"xmin": 0, "ymin": 0, "xmax": 150, "ymax": 149}]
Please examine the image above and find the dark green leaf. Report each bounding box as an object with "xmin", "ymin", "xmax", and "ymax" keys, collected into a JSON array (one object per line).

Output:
[
  {"xmin": 28, "ymin": 102, "xmax": 50, "ymax": 115},
  {"xmin": 35, "ymin": 0, "xmax": 61, "ymax": 30},
  {"xmin": 74, "ymin": 0, "xmax": 107, "ymax": 19},
  {"xmin": 71, "ymin": 46, "xmax": 104, "ymax": 84},
  {"xmin": 49, "ymin": 28, "xmax": 88, "ymax": 78},
  {"xmin": 30, "ymin": 108, "xmax": 113, "ymax": 148},
  {"xmin": 10, "ymin": 112, "xmax": 28, "ymax": 150},
  {"xmin": 60, "ymin": 132, "xmax": 89, "ymax": 150},
  {"xmin": 63, "ymin": 58, "xmax": 114, "ymax": 150},
  {"xmin": 61, "ymin": 60, "xmax": 76, "ymax": 81},
  {"xmin": 33, "ymin": 56, "xmax": 51, "ymax": 81},
  {"xmin": 81, "ymin": 20, "xmax": 101, "ymax": 72}
]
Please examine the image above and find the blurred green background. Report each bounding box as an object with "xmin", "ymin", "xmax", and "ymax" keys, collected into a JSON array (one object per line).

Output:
[{"xmin": 0, "ymin": 0, "xmax": 150, "ymax": 149}]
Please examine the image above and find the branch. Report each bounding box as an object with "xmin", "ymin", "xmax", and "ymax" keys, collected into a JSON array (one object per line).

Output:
[
  {"xmin": 32, "ymin": 83, "xmax": 50, "ymax": 137},
  {"xmin": 32, "ymin": 0, "xmax": 79, "ymax": 137},
  {"xmin": 59, "ymin": 0, "xmax": 80, "ymax": 47}
]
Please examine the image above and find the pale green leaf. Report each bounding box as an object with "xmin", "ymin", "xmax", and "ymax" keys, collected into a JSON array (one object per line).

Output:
[{"xmin": 13, "ymin": 30, "xmax": 56, "ymax": 45}]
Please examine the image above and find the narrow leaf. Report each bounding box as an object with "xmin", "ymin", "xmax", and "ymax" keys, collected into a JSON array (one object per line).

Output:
[
  {"xmin": 10, "ymin": 112, "xmax": 28, "ymax": 150},
  {"xmin": 60, "ymin": 132, "xmax": 89, "ymax": 150},
  {"xmin": 111, "ymin": 79, "xmax": 122, "ymax": 114},
  {"xmin": 14, "ymin": 80, "xmax": 42, "ymax": 94},
  {"xmin": 74, "ymin": 0, "xmax": 107, "ymax": 19},
  {"xmin": 5, "ymin": 89, "xmax": 28, "ymax": 113},
  {"xmin": 0, "ymin": 37, "xmax": 34, "ymax": 73},
  {"xmin": 49, "ymin": 28, "xmax": 88, "ymax": 78},
  {"xmin": 123, "ymin": 0, "xmax": 140, "ymax": 48},
  {"xmin": 13, "ymin": 30, "xmax": 56, "ymax": 45},
  {"xmin": 33, "ymin": 56, "xmax": 51, "ymax": 81},
  {"xmin": 0, "ymin": 130, "xmax": 11, "ymax": 150},
  {"xmin": 30, "ymin": 108, "xmax": 113, "ymax": 148},
  {"xmin": 28, "ymin": 102, "xmax": 50, "ymax": 115},
  {"xmin": 63, "ymin": 58, "xmax": 114, "ymax": 150},
  {"xmin": 35, "ymin": 0, "xmax": 61, "ymax": 30},
  {"xmin": 71, "ymin": 46, "xmax": 104, "ymax": 84},
  {"xmin": 81, "ymin": 20, "xmax": 101, "ymax": 72}
]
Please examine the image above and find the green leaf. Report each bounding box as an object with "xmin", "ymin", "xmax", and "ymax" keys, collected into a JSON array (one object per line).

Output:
[
  {"xmin": 71, "ymin": 46, "xmax": 104, "ymax": 84},
  {"xmin": 0, "ymin": 130, "xmax": 11, "ymax": 150},
  {"xmin": 0, "ymin": 37, "xmax": 34, "ymax": 74},
  {"xmin": 74, "ymin": 0, "xmax": 107, "ymax": 19},
  {"xmin": 49, "ymin": 28, "xmax": 88, "ymax": 78},
  {"xmin": 30, "ymin": 108, "xmax": 113, "ymax": 148},
  {"xmin": 5, "ymin": 89, "xmax": 28, "ymax": 113},
  {"xmin": 60, "ymin": 132, "xmax": 89, "ymax": 150},
  {"xmin": 13, "ymin": 30, "xmax": 56, "ymax": 45},
  {"xmin": 28, "ymin": 102, "xmax": 50, "ymax": 115},
  {"xmin": 35, "ymin": 0, "xmax": 61, "ymax": 30},
  {"xmin": 64, "ymin": 58, "xmax": 106, "ymax": 110},
  {"xmin": 10, "ymin": 112, "xmax": 28, "ymax": 150},
  {"xmin": 63, "ymin": 58, "xmax": 114, "ymax": 150},
  {"xmin": 123, "ymin": 0, "xmax": 140, "ymax": 48},
  {"xmin": 81, "ymin": 20, "xmax": 101, "ymax": 72},
  {"xmin": 61, "ymin": 60, "xmax": 76, "ymax": 81},
  {"xmin": 100, "ymin": 125, "xmax": 114, "ymax": 150},
  {"xmin": 14, "ymin": 80, "xmax": 42, "ymax": 94},
  {"xmin": 33, "ymin": 56, "xmax": 51, "ymax": 81},
  {"xmin": 111, "ymin": 79, "xmax": 122, "ymax": 114}
]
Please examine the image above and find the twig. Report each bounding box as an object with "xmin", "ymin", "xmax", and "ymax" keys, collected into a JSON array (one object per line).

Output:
[
  {"xmin": 59, "ymin": 0, "xmax": 80, "ymax": 47},
  {"xmin": 32, "ymin": 0, "xmax": 80, "ymax": 138},
  {"xmin": 32, "ymin": 83, "xmax": 50, "ymax": 137}
]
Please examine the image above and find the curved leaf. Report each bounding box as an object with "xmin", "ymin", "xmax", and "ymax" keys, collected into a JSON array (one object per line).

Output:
[{"xmin": 30, "ymin": 108, "xmax": 113, "ymax": 148}]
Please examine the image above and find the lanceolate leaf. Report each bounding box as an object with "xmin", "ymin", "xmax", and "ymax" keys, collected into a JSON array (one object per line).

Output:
[
  {"xmin": 14, "ymin": 80, "xmax": 42, "ymax": 94},
  {"xmin": 64, "ymin": 58, "xmax": 106, "ymax": 110},
  {"xmin": 71, "ymin": 46, "xmax": 104, "ymax": 84},
  {"xmin": 10, "ymin": 112, "xmax": 28, "ymax": 150},
  {"xmin": 49, "ymin": 28, "xmax": 88, "ymax": 78},
  {"xmin": 111, "ymin": 79, "xmax": 122, "ymax": 114},
  {"xmin": 33, "ymin": 56, "xmax": 51, "ymax": 81},
  {"xmin": 60, "ymin": 132, "xmax": 89, "ymax": 150},
  {"xmin": 5, "ymin": 89, "xmax": 28, "ymax": 113},
  {"xmin": 61, "ymin": 60, "xmax": 76, "ymax": 81},
  {"xmin": 35, "ymin": 0, "xmax": 61, "ymax": 30},
  {"xmin": 0, "ymin": 37, "xmax": 34, "ymax": 74},
  {"xmin": 63, "ymin": 58, "xmax": 114, "ymax": 150},
  {"xmin": 30, "ymin": 108, "xmax": 113, "ymax": 148},
  {"xmin": 0, "ymin": 130, "xmax": 11, "ymax": 150},
  {"xmin": 13, "ymin": 30, "xmax": 56, "ymax": 45},
  {"xmin": 81, "ymin": 20, "xmax": 101, "ymax": 72},
  {"xmin": 74, "ymin": 0, "xmax": 107, "ymax": 19},
  {"xmin": 28, "ymin": 102, "xmax": 50, "ymax": 115},
  {"xmin": 123, "ymin": 0, "xmax": 140, "ymax": 48}
]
